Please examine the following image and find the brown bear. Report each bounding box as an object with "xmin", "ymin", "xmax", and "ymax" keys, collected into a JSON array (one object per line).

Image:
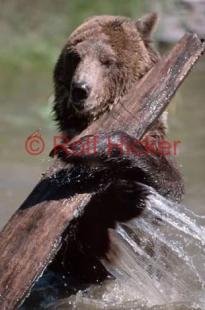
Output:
[
  {"xmin": 48, "ymin": 13, "xmax": 184, "ymax": 287},
  {"xmin": 53, "ymin": 12, "xmax": 183, "ymax": 200},
  {"xmin": 53, "ymin": 13, "xmax": 161, "ymax": 138},
  {"xmin": 21, "ymin": 15, "xmax": 184, "ymax": 307}
]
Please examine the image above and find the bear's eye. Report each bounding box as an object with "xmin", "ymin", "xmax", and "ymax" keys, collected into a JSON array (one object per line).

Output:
[{"xmin": 100, "ymin": 58, "xmax": 116, "ymax": 67}]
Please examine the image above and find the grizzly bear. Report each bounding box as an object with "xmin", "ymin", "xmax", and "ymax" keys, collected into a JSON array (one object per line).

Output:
[
  {"xmin": 23, "ymin": 14, "xmax": 184, "ymax": 307},
  {"xmin": 53, "ymin": 13, "xmax": 161, "ymax": 138},
  {"xmin": 48, "ymin": 12, "xmax": 184, "ymax": 285},
  {"xmin": 21, "ymin": 14, "xmax": 183, "ymax": 309}
]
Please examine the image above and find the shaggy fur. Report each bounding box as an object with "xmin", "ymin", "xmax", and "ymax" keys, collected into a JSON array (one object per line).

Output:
[
  {"xmin": 53, "ymin": 13, "xmax": 161, "ymax": 138},
  {"xmin": 50, "ymin": 13, "xmax": 184, "ymax": 284}
]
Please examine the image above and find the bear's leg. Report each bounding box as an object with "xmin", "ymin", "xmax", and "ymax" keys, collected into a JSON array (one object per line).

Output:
[
  {"xmin": 49, "ymin": 178, "xmax": 150, "ymax": 283},
  {"xmin": 53, "ymin": 131, "xmax": 184, "ymax": 202}
]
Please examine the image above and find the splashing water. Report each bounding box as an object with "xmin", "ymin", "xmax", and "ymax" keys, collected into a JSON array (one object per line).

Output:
[{"xmin": 50, "ymin": 186, "xmax": 205, "ymax": 309}]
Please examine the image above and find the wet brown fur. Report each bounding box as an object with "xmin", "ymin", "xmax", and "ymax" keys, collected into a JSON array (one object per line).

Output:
[
  {"xmin": 53, "ymin": 14, "xmax": 163, "ymax": 139},
  {"xmin": 51, "ymin": 12, "xmax": 184, "ymax": 277}
]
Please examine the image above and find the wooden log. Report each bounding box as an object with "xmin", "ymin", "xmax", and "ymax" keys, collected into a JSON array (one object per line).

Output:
[{"xmin": 0, "ymin": 33, "xmax": 204, "ymax": 310}]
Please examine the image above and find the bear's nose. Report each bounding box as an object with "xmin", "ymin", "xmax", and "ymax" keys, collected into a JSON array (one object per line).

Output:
[{"xmin": 71, "ymin": 82, "xmax": 90, "ymax": 109}]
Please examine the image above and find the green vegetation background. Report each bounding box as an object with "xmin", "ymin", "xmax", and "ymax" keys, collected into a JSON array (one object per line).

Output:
[{"xmin": 0, "ymin": 1, "xmax": 146, "ymax": 74}]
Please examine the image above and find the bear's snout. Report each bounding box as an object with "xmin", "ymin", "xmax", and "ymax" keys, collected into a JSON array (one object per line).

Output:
[{"xmin": 70, "ymin": 81, "xmax": 90, "ymax": 110}]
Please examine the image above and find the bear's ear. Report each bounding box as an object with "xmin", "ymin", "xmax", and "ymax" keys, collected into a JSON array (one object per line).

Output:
[{"xmin": 136, "ymin": 12, "xmax": 158, "ymax": 38}]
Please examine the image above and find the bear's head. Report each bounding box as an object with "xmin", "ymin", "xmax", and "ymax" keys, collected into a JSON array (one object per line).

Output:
[{"xmin": 53, "ymin": 13, "xmax": 160, "ymax": 138}]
